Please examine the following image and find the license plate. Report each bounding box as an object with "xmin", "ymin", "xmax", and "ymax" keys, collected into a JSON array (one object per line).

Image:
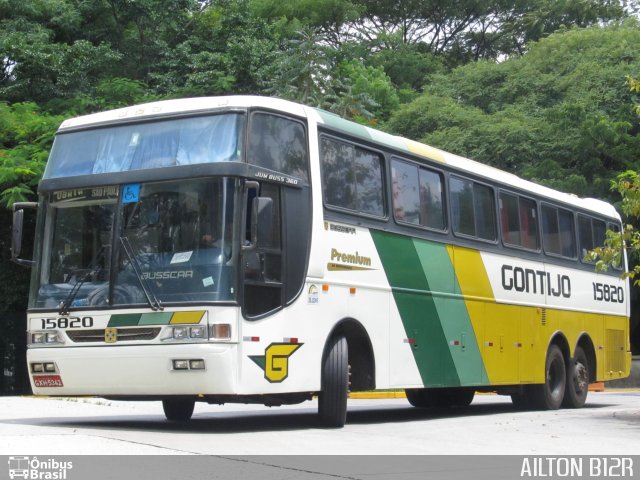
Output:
[{"xmin": 33, "ymin": 375, "xmax": 64, "ymax": 387}]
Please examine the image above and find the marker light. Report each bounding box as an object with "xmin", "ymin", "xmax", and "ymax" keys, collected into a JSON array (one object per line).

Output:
[{"xmin": 209, "ymin": 324, "xmax": 231, "ymax": 340}]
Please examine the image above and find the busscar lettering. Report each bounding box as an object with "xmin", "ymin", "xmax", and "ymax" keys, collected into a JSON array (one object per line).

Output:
[
  {"xmin": 142, "ymin": 270, "xmax": 194, "ymax": 280},
  {"xmin": 501, "ymin": 265, "xmax": 571, "ymax": 298},
  {"xmin": 329, "ymin": 224, "xmax": 356, "ymax": 235}
]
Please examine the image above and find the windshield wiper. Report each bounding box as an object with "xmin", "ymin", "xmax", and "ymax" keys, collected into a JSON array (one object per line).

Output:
[
  {"xmin": 119, "ymin": 236, "xmax": 163, "ymax": 311},
  {"xmin": 58, "ymin": 247, "xmax": 106, "ymax": 315}
]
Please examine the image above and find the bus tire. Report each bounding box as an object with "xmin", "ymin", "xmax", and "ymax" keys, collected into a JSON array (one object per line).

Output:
[
  {"xmin": 162, "ymin": 398, "xmax": 195, "ymax": 422},
  {"xmin": 529, "ymin": 344, "xmax": 566, "ymax": 410},
  {"xmin": 405, "ymin": 389, "xmax": 436, "ymax": 408},
  {"xmin": 444, "ymin": 387, "xmax": 475, "ymax": 407},
  {"xmin": 562, "ymin": 346, "xmax": 589, "ymax": 408},
  {"xmin": 318, "ymin": 335, "xmax": 349, "ymax": 428}
]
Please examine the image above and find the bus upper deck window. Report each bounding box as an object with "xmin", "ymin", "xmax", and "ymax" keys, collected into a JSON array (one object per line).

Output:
[{"xmin": 248, "ymin": 113, "xmax": 309, "ymax": 181}]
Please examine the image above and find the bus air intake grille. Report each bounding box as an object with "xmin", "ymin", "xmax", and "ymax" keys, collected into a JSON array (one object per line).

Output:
[{"xmin": 67, "ymin": 327, "xmax": 161, "ymax": 343}]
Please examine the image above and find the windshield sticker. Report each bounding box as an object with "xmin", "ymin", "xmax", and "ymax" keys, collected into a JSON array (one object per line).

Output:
[
  {"xmin": 52, "ymin": 186, "xmax": 118, "ymax": 203},
  {"xmin": 202, "ymin": 276, "xmax": 214, "ymax": 287},
  {"xmin": 170, "ymin": 251, "xmax": 193, "ymax": 264},
  {"xmin": 122, "ymin": 184, "xmax": 141, "ymax": 204}
]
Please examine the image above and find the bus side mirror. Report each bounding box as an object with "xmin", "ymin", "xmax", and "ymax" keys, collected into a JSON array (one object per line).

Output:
[
  {"xmin": 11, "ymin": 202, "xmax": 37, "ymax": 268},
  {"xmin": 251, "ymin": 197, "xmax": 273, "ymax": 249}
]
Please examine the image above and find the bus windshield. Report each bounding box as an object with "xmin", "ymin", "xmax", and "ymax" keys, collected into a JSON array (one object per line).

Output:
[
  {"xmin": 32, "ymin": 178, "xmax": 237, "ymax": 309},
  {"xmin": 43, "ymin": 113, "xmax": 244, "ymax": 179}
]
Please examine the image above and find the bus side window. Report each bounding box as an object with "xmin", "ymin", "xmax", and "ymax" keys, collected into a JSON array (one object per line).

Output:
[
  {"xmin": 450, "ymin": 176, "xmax": 496, "ymax": 241},
  {"xmin": 499, "ymin": 192, "xmax": 539, "ymax": 250},
  {"xmin": 542, "ymin": 205, "xmax": 575, "ymax": 258},
  {"xmin": 579, "ymin": 214, "xmax": 607, "ymax": 263},
  {"xmin": 320, "ymin": 136, "xmax": 385, "ymax": 217},
  {"xmin": 392, "ymin": 158, "xmax": 445, "ymax": 231}
]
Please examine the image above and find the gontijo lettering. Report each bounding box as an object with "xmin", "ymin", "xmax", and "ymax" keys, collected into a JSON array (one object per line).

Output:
[{"xmin": 502, "ymin": 264, "xmax": 571, "ymax": 298}]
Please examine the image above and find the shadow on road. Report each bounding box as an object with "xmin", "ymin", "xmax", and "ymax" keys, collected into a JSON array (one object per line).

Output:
[{"xmin": 0, "ymin": 399, "xmax": 616, "ymax": 435}]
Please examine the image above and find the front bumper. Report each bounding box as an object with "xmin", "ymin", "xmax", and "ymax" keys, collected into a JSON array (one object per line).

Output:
[{"xmin": 28, "ymin": 343, "xmax": 237, "ymax": 396}]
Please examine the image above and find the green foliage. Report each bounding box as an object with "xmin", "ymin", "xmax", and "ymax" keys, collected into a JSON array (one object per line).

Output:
[
  {"xmin": 587, "ymin": 171, "xmax": 640, "ymax": 281},
  {"xmin": 387, "ymin": 21, "xmax": 640, "ymax": 201},
  {"xmin": 0, "ymin": 102, "xmax": 62, "ymax": 207},
  {"xmin": 336, "ymin": 61, "xmax": 399, "ymax": 120}
]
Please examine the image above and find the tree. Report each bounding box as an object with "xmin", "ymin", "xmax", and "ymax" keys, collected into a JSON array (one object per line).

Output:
[
  {"xmin": 386, "ymin": 21, "xmax": 640, "ymax": 201},
  {"xmin": 588, "ymin": 77, "xmax": 640, "ymax": 280}
]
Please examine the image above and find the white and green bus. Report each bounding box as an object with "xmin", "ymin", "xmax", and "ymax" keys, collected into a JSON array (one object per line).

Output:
[{"xmin": 12, "ymin": 96, "xmax": 631, "ymax": 427}]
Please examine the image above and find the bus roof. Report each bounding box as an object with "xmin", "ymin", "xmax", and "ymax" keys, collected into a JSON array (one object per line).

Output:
[{"xmin": 58, "ymin": 95, "xmax": 620, "ymax": 221}]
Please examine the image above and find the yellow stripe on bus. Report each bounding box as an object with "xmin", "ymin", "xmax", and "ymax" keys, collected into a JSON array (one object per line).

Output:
[
  {"xmin": 405, "ymin": 139, "xmax": 446, "ymax": 163},
  {"xmin": 448, "ymin": 246, "xmax": 630, "ymax": 384},
  {"xmin": 170, "ymin": 311, "xmax": 206, "ymax": 324}
]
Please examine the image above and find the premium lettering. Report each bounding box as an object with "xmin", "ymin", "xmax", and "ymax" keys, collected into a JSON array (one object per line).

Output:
[{"xmin": 330, "ymin": 248, "xmax": 371, "ymax": 267}]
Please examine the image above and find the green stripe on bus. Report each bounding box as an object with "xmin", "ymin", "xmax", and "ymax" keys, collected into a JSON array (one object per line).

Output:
[
  {"xmin": 315, "ymin": 109, "xmax": 373, "ymax": 140},
  {"xmin": 108, "ymin": 313, "xmax": 142, "ymax": 327},
  {"xmin": 371, "ymin": 231, "xmax": 460, "ymax": 387},
  {"xmin": 139, "ymin": 312, "xmax": 173, "ymax": 325},
  {"xmin": 413, "ymin": 240, "xmax": 488, "ymax": 386}
]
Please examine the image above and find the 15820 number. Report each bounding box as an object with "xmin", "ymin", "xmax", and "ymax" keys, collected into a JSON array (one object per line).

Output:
[
  {"xmin": 592, "ymin": 283, "xmax": 624, "ymax": 303},
  {"xmin": 40, "ymin": 317, "xmax": 94, "ymax": 329}
]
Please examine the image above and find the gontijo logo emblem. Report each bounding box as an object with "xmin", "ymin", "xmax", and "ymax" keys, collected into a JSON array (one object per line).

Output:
[{"xmin": 250, "ymin": 343, "xmax": 303, "ymax": 383}]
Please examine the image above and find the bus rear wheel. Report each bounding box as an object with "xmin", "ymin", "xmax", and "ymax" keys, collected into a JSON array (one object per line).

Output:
[
  {"xmin": 562, "ymin": 346, "xmax": 589, "ymax": 408},
  {"xmin": 405, "ymin": 387, "xmax": 475, "ymax": 408},
  {"xmin": 162, "ymin": 398, "xmax": 195, "ymax": 422},
  {"xmin": 444, "ymin": 387, "xmax": 475, "ymax": 407},
  {"xmin": 318, "ymin": 335, "xmax": 349, "ymax": 428},
  {"xmin": 405, "ymin": 388, "xmax": 436, "ymax": 408},
  {"xmin": 529, "ymin": 344, "xmax": 566, "ymax": 410}
]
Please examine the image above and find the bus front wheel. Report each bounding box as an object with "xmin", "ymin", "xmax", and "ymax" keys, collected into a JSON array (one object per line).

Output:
[
  {"xmin": 318, "ymin": 335, "xmax": 349, "ymax": 428},
  {"xmin": 562, "ymin": 346, "xmax": 589, "ymax": 408},
  {"xmin": 162, "ymin": 398, "xmax": 195, "ymax": 422},
  {"xmin": 529, "ymin": 344, "xmax": 566, "ymax": 410}
]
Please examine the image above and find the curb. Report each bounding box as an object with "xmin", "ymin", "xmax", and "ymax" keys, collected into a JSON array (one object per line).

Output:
[{"xmin": 349, "ymin": 385, "xmax": 640, "ymax": 399}]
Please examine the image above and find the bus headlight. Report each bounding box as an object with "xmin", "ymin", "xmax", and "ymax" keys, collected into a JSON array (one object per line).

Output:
[
  {"xmin": 31, "ymin": 332, "xmax": 45, "ymax": 344},
  {"xmin": 189, "ymin": 326, "xmax": 206, "ymax": 339},
  {"xmin": 30, "ymin": 331, "xmax": 64, "ymax": 345},
  {"xmin": 46, "ymin": 332, "xmax": 60, "ymax": 344},
  {"xmin": 163, "ymin": 324, "xmax": 230, "ymax": 342},
  {"xmin": 167, "ymin": 325, "xmax": 207, "ymax": 341},
  {"xmin": 172, "ymin": 327, "xmax": 189, "ymax": 340}
]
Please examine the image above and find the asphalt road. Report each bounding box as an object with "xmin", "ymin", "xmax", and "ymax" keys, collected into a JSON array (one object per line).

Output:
[{"xmin": 1, "ymin": 391, "xmax": 638, "ymax": 455}]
